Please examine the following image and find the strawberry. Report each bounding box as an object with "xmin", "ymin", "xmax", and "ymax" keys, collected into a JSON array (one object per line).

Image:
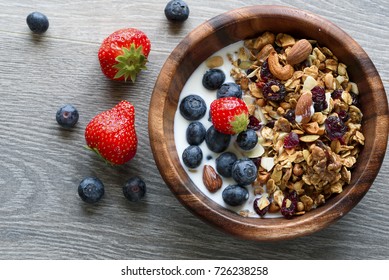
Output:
[
  {"xmin": 85, "ymin": 100, "xmax": 137, "ymax": 165},
  {"xmin": 210, "ymin": 97, "xmax": 249, "ymax": 135},
  {"xmin": 98, "ymin": 28, "xmax": 151, "ymax": 82}
]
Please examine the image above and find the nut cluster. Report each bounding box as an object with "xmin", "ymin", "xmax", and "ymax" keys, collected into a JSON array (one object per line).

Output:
[{"xmin": 228, "ymin": 32, "xmax": 365, "ymax": 217}]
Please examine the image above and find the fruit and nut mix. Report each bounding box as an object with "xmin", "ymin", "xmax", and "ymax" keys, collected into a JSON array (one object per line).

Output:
[{"xmin": 229, "ymin": 32, "xmax": 364, "ymax": 217}]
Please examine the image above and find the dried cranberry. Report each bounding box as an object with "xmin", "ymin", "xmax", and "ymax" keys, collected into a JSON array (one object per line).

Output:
[
  {"xmin": 283, "ymin": 109, "xmax": 295, "ymax": 123},
  {"xmin": 325, "ymin": 115, "xmax": 348, "ymax": 140},
  {"xmin": 266, "ymin": 120, "xmax": 275, "ymax": 128},
  {"xmin": 253, "ymin": 196, "xmax": 270, "ymax": 217},
  {"xmin": 284, "ymin": 131, "xmax": 299, "ymax": 149},
  {"xmin": 311, "ymin": 86, "xmax": 328, "ymax": 112},
  {"xmin": 311, "ymin": 86, "xmax": 326, "ymax": 102},
  {"xmin": 247, "ymin": 115, "xmax": 262, "ymax": 131},
  {"xmin": 331, "ymin": 89, "xmax": 342, "ymax": 99},
  {"xmin": 259, "ymin": 60, "xmax": 273, "ymax": 81},
  {"xmin": 263, "ymin": 80, "xmax": 286, "ymax": 102},
  {"xmin": 338, "ymin": 110, "xmax": 350, "ymax": 123},
  {"xmin": 313, "ymin": 101, "xmax": 328, "ymax": 112},
  {"xmin": 281, "ymin": 191, "xmax": 298, "ymax": 219}
]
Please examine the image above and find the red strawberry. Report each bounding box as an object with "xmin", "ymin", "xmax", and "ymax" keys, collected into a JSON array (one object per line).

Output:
[
  {"xmin": 98, "ymin": 28, "xmax": 151, "ymax": 82},
  {"xmin": 210, "ymin": 97, "xmax": 249, "ymax": 135},
  {"xmin": 85, "ymin": 100, "xmax": 137, "ymax": 165}
]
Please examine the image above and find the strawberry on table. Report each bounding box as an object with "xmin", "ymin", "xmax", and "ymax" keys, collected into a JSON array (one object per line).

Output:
[
  {"xmin": 98, "ymin": 28, "xmax": 151, "ymax": 82},
  {"xmin": 210, "ymin": 97, "xmax": 249, "ymax": 135},
  {"xmin": 85, "ymin": 100, "xmax": 137, "ymax": 165}
]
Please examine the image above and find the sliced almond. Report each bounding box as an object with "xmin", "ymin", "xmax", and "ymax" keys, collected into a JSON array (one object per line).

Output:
[
  {"xmin": 261, "ymin": 157, "xmax": 275, "ymax": 171},
  {"xmin": 299, "ymin": 135, "xmax": 320, "ymax": 142},
  {"xmin": 242, "ymin": 143, "xmax": 265, "ymax": 158},
  {"xmin": 302, "ymin": 75, "xmax": 317, "ymax": 91},
  {"xmin": 202, "ymin": 165, "xmax": 222, "ymax": 193}
]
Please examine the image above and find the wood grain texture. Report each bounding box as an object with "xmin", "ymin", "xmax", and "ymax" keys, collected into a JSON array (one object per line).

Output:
[{"xmin": 0, "ymin": 0, "xmax": 388, "ymax": 259}]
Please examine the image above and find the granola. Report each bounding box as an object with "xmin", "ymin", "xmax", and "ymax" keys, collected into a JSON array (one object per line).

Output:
[{"xmin": 228, "ymin": 32, "xmax": 365, "ymax": 218}]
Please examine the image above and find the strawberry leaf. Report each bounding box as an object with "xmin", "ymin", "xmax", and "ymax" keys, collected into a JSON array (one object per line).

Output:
[
  {"xmin": 230, "ymin": 113, "xmax": 249, "ymax": 134},
  {"xmin": 113, "ymin": 43, "xmax": 147, "ymax": 82}
]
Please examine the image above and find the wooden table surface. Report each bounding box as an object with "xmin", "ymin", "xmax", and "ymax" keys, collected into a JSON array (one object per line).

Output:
[{"xmin": 0, "ymin": 0, "xmax": 388, "ymax": 260}]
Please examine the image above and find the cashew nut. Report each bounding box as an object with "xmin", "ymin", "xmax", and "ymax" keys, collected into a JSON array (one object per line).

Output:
[{"xmin": 268, "ymin": 50, "xmax": 294, "ymax": 80}]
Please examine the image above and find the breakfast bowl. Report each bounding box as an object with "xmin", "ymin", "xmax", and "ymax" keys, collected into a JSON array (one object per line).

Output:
[{"xmin": 148, "ymin": 5, "xmax": 389, "ymax": 241}]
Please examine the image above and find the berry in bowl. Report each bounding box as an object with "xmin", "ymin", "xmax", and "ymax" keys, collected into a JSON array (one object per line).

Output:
[{"xmin": 149, "ymin": 5, "xmax": 389, "ymax": 241}]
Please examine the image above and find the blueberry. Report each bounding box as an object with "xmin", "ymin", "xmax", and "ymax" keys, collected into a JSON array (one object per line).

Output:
[
  {"xmin": 236, "ymin": 129, "xmax": 258, "ymax": 150},
  {"xmin": 182, "ymin": 145, "xmax": 203, "ymax": 168},
  {"xmin": 123, "ymin": 176, "xmax": 146, "ymax": 202},
  {"xmin": 56, "ymin": 104, "xmax": 79, "ymax": 128},
  {"xmin": 205, "ymin": 125, "xmax": 231, "ymax": 153},
  {"xmin": 231, "ymin": 158, "xmax": 258, "ymax": 186},
  {"xmin": 78, "ymin": 177, "xmax": 104, "ymax": 204},
  {"xmin": 186, "ymin": 121, "xmax": 206, "ymax": 145},
  {"xmin": 179, "ymin": 94, "xmax": 207, "ymax": 120},
  {"xmin": 202, "ymin": 69, "xmax": 226, "ymax": 90},
  {"xmin": 216, "ymin": 83, "xmax": 242, "ymax": 99},
  {"xmin": 164, "ymin": 0, "xmax": 190, "ymax": 22},
  {"xmin": 222, "ymin": 185, "xmax": 249, "ymax": 206},
  {"xmin": 215, "ymin": 152, "xmax": 237, "ymax": 177},
  {"xmin": 26, "ymin": 12, "xmax": 49, "ymax": 34}
]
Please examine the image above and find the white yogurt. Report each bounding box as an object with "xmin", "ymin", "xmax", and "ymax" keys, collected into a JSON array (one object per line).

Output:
[{"xmin": 174, "ymin": 41, "xmax": 281, "ymax": 218}]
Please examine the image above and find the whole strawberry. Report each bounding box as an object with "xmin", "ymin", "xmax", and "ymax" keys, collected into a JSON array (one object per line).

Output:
[
  {"xmin": 98, "ymin": 28, "xmax": 151, "ymax": 82},
  {"xmin": 85, "ymin": 100, "xmax": 137, "ymax": 165},
  {"xmin": 210, "ymin": 97, "xmax": 249, "ymax": 135}
]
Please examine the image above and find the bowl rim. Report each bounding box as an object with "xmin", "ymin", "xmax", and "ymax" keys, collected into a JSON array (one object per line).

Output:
[{"xmin": 149, "ymin": 5, "xmax": 389, "ymax": 241}]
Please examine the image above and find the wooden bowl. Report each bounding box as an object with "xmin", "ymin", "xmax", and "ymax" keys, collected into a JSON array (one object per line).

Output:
[{"xmin": 148, "ymin": 5, "xmax": 389, "ymax": 241}]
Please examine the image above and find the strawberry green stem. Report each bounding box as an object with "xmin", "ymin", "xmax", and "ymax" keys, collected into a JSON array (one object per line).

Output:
[
  {"xmin": 231, "ymin": 113, "xmax": 249, "ymax": 134},
  {"xmin": 113, "ymin": 43, "xmax": 147, "ymax": 82}
]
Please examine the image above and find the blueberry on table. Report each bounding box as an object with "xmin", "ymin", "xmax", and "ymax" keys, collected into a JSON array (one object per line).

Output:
[
  {"xmin": 78, "ymin": 177, "xmax": 105, "ymax": 204},
  {"xmin": 202, "ymin": 69, "xmax": 226, "ymax": 90},
  {"xmin": 164, "ymin": 0, "xmax": 190, "ymax": 22},
  {"xmin": 236, "ymin": 129, "xmax": 258, "ymax": 150},
  {"xmin": 179, "ymin": 94, "xmax": 207, "ymax": 121},
  {"xmin": 216, "ymin": 82, "xmax": 242, "ymax": 99},
  {"xmin": 231, "ymin": 158, "xmax": 258, "ymax": 186},
  {"xmin": 205, "ymin": 125, "xmax": 231, "ymax": 153},
  {"xmin": 186, "ymin": 121, "xmax": 206, "ymax": 145},
  {"xmin": 56, "ymin": 104, "xmax": 79, "ymax": 128},
  {"xmin": 26, "ymin": 12, "xmax": 49, "ymax": 34},
  {"xmin": 215, "ymin": 152, "xmax": 237, "ymax": 178},
  {"xmin": 182, "ymin": 145, "xmax": 203, "ymax": 168},
  {"xmin": 222, "ymin": 185, "xmax": 249, "ymax": 206},
  {"xmin": 123, "ymin": 176, "xmax": 146, "ymax": 202}
]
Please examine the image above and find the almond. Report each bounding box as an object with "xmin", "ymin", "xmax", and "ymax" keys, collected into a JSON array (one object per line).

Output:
[
  {"xmin": 295, "ymin": 91, "xmax": 313, "ymax": 124},
  {"xmin": 202, "ymin": 165, "xmax": 222, "ymax": 193},
  {"xmin": 286, "ymin": 39, "xmax": 313, "ymax": 65}
]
